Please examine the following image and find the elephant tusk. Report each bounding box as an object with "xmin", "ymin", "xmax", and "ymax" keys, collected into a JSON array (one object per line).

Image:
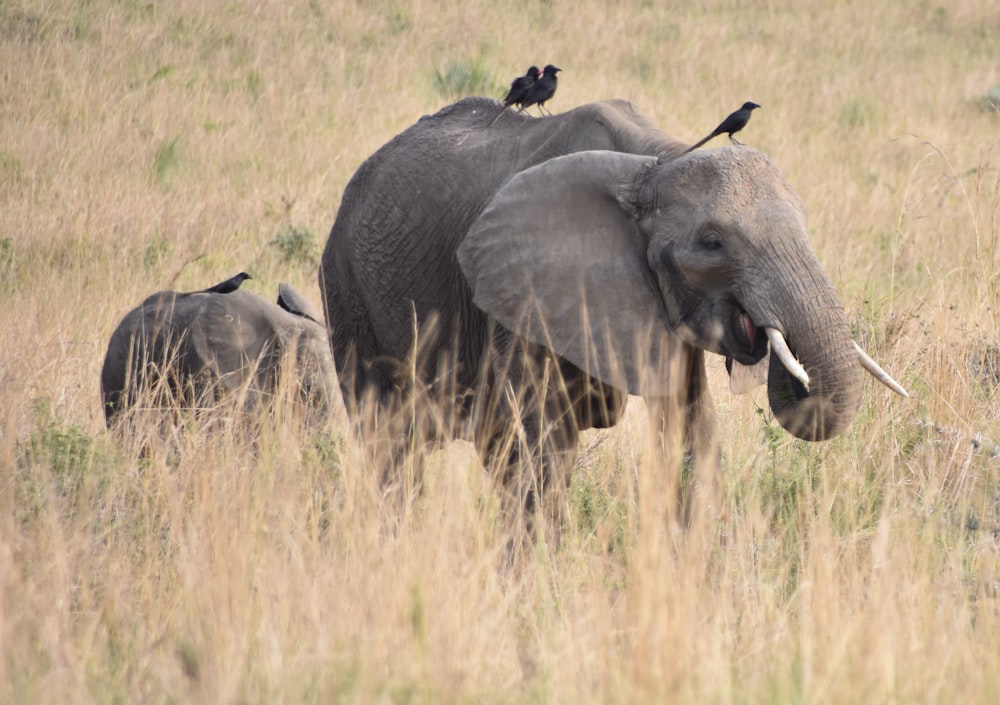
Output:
[
  {"xmin": 854, "ymin": 341, "xmax": 909, "ymax": 398},
  {"xmin": 765, "ymin": 327, "xmax": 810, "ymax": 390}
]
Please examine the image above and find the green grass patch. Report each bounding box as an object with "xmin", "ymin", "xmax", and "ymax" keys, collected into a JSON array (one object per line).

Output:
[
  {"xmin": 153, "ymin": 134, "xmax": 182, "ymax": 183},
  {"xmin": 431, "ymin": 59, "xmax": 495, "ymax": 100},
  {"xmin": 271, "ymin": 224, "xmax": 320, "ymax": 267}
]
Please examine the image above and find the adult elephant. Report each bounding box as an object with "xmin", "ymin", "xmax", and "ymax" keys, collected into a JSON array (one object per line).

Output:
[
  {"xmin": 320, "ymin": 97, "xmax": 905, "ymax": 515},
  {"xmin": 102, "ymin": 279, "xmax": 336, "ymax": 431}
]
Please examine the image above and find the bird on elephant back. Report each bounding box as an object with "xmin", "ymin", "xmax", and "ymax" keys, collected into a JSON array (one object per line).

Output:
[
  {"xmin": 319, "ymin": 97, "xmax": 907, "ymax": 533},
  {"xmin": 101, "ymin": 276, "xmax": 337, "ymax": 437}
]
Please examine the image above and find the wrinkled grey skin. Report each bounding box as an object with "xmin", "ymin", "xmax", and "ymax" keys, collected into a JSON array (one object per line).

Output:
[
  {"xmin": 101, "ymin": 283, "xmax": 336, "ymax": 429},
  {"xmin": 320, "ymin": 97, "xmax": 863, "ymax": 510}
]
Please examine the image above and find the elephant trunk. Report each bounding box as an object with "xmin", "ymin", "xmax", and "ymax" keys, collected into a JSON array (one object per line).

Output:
[{"xmin": 765, "ymin": 272, "xmax": 863, "ymax": 442}]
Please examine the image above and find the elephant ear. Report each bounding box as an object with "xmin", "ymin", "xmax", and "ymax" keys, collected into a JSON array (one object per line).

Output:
[
  {"xmin": 458, "ymin": 150, "xmax": 674, "ymax": 396},
  {"xmin": 189, "ymin": 291, "xmax": 278, "ymax": 391},
  {"xmin": 277, "ymin": 283, "xmax": 324, "ymax": 325}
]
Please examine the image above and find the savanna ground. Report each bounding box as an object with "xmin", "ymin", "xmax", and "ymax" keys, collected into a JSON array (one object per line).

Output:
[{"xmin": 2, "ymin": 1, "xmax": 999, "ymax": 702}]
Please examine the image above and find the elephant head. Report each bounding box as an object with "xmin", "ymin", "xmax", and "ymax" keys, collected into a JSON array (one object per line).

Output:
[
  {"xmin": 101, "ymin": 280, "xmax": 336, "ymax": 430},
  {"xmin": 458, "ymin": 147, "xmax": 905, "ymax": 442}
]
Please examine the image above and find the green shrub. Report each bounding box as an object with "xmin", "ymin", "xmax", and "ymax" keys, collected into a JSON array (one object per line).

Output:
[
  {"xmin": 431, "ymin": 59, "xmax": 494, "ymax": 100},
  {"xmin": 153, "ymin": 134, "xmax": 181, "ymax": 183},
  {"xmin": 271, "ymin": 224, "xmax": 319, "ymax": 266}
]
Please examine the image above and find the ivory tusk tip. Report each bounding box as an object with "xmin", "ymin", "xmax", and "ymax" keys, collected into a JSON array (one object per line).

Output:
[
  {"xmin": 853, "ymin": 341, "xmax": 909, "ymax": 399},
  {"xmin": 764, "ymin": 327, "xmax": 810, "ymax": 390}
]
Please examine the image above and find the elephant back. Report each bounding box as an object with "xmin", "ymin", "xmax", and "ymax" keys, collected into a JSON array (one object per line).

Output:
[{"xmin": 101, "ymin": 286, "xmax": 335, "ymax": 430}]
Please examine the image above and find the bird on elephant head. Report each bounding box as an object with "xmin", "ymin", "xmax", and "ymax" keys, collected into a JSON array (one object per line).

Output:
[
  {"xmin": 518, "ymin": 64, "xmax": 560, "ymax": 116},
  {"xmin": 202, "ymin": 271, "xmax": 252, "ymax": 294},
  {"xmin": 490, "ymin": 65, "xmax": 540, "ymax": 125},
  {"xmin": 319, "ymin": 96, "xmax": 908, "ymax": 533},
  {"xmin": 685, "ymin": 101, "xmax": 761, "ymax": 153}
]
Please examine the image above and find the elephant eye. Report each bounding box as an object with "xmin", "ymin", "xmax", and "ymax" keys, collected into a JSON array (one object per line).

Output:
[{"xmin": 696, "ymin": 231, "xmax": 724, "ymax": 252}]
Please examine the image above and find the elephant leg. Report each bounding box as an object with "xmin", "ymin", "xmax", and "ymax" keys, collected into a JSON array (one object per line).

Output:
[
  {"xmin": 561, "ymin": 358, "xmax": 628, "ymax": 430},
  {"xmin": 522, "ymin": 355, "xmax": 581, "ymax": 534},
  {"xmin": 328, "ymin": 335, "xmax": 424, "ymax": 511},
  {"xmin": 321, "ymin": 262, "xmax": 411, "ymax": 429},
  {"xmin": 646, "ymin": 346, "xmax": 720, "ymax": 528},
  {"xmin": 683, "ymin": 348, "xmax": 720, "ymax": 475},
  {"xmin": 475, "ymin": 327, "xmax": 580, "ymax": 546},
  {"xmin": 321, "ymin": 274, "xmax": 420, "ymax": 505}
]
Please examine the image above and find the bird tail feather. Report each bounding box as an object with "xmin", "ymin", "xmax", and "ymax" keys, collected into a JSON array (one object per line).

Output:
[
  {"xmin": 683, "ymin": 133, "xmax": 715, "ymax": 154},
  {"xmin": 488, "ymin": 105, "xmax": 508, "ymax": 126}
]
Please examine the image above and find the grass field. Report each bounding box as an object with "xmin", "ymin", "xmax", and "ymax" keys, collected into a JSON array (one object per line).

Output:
[{"xmin": 2, "ymin": 0, "xmax": 999, "ymax": 702}]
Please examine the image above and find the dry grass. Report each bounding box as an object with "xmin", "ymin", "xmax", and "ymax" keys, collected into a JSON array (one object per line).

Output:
[{"xmin": 2, "ymin": 0, "xmax": 999, "ymax": 702}]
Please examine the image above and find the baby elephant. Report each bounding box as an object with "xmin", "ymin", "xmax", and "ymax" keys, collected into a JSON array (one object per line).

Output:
[{"xmin": 101, "ymin": 276, "xmax": 336, "ymax": 430}]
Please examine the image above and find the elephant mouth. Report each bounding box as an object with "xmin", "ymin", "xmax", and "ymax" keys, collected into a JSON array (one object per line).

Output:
[{"xmin": 728, "ymin": 307, "xmax": 768, "ymax": 365}]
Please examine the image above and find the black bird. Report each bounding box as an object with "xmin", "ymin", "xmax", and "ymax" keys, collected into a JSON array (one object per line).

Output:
[
  {"xmin": 203, "ymin": 272, "xmax": 252, "ymax": 294},
  {"xmin": 489, "ymin": 66, "xmax": 541, "ymax": 125},
  {"xmin": 684, "ymin": 101, "xmax": 761, "ymax": 153},
  {"xmin": 519, "ymin": 64, "xmax": 561, "ymax": 116}
]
